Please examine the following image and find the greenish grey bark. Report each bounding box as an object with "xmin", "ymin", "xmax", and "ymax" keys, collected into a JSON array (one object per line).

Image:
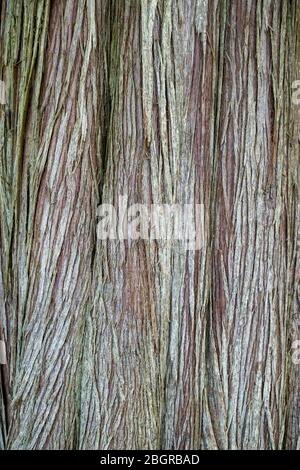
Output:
[
  {"xmin": 0, "ymin": 0, "xmax": 299, "ymax": 450},
  {"xmin": 0, "ymin": 0, "xmax": 109, "ymax": 449}
]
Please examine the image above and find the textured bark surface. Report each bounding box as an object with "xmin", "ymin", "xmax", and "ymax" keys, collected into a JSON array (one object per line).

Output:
[{"xmin": 0, "ymin": 0, "xmax": 299, "ymax": 450}]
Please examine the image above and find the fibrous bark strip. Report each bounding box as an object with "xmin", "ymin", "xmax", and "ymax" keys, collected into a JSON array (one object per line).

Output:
[{"xmin": 0, "ymin": 0, "xmax": 299, "ymax": 450}]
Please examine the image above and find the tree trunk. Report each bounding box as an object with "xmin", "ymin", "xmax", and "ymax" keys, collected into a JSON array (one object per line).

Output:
[{"xmin": 0, "ymin": 0, "xmax": 299, "ymax": 450}]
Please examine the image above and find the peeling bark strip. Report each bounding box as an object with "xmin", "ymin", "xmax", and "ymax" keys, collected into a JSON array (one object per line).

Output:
[
  {"xmin": 0, "ymin": 341, "xmax": 6, "ymax": 364},
  {"xmin": 0, "ymin": 0, "xmax": 299, "ymax": 450}
]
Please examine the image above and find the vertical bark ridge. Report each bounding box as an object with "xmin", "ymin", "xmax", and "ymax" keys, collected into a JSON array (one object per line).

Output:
[
  {"xmin": 0, "ymin": 0, "xmax": 108, "ymax": 449},
  {"xmin": 0, "ymin": 0, "xmax": 298, "ymax": 450},
  {"xmin": 206, "ymin": 0, "xmax": 298, "ymax": 449},
  {"xmin": 79, "ymin": 0, "xmax": 213, "ymax": 450}
]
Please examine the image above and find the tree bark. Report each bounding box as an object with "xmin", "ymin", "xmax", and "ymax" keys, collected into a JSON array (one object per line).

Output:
[{"xmin": 0, "ymin": 0, "xmax": 299, "ymax": 450}]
